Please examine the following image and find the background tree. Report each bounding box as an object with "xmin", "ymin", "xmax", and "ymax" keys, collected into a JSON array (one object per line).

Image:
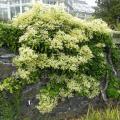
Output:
[{"xmin": 94, "ymin": 0, "xmax": 120, "ymax": 29}]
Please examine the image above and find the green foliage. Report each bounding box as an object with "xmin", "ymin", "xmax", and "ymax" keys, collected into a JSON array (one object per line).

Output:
[
  {"xmin": 0, "ymin": 5, "xmax": 119, "ymax": 120},
  {"xmin": 0, "ymin": 77, "xmax": 22, "ymax": 120},
  {"xmin": 0, "ymin": 92, "xmax": 14, "ymax": 120},
  {"xmin": 117, "ymin": 23, "xmax": 120, "ymax": 31},
  {"xmin": 0, "ymin": 91, "xmax": 21, "ymax": 120},
  {"xmin": 94, "ymin": 0, "xmax": 120, "ymax": 29},
  {"xmin": 9, "ymin": 4, "xmax": 115, "ymax": 113},
  {"xmin": 106, "ymin": 45, "xmax": 120, "ymax": 99},
  {"xmin": 111, "ymin": 46, "xmax": 120, "ymax": 69},
  {"xmin": 37, "ymin": 74, "xmax": 99, "ymax": 113},
  {"xmin": 0, "ymin": 4, "xmax": 119, "ymax": 115},
  {"xmin": 0, "ymin": 22, "xmax": 23, "ymax": 119},
  {"xmin": 107, "ymin": 76, "xmax": 120, "ymax": 99},
  {"xmin": 0, "ymin": 22, "xmax": 23, "ymax": 52},
  {"xmin": 0, "ymin": 20, "xmax": 37, "ymax": 119},
  {"xmin": 0, "ymin": 77, "xmax": 23, "ymax": 94},
  {"xmin": 79, "ymin": 106, "xmax": 120, "ymax": 120}
]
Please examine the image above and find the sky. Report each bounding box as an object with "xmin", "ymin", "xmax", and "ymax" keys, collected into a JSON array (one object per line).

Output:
[{"xmin": 85, "ymin": 0, "xmax": 97, "ymax": 6}]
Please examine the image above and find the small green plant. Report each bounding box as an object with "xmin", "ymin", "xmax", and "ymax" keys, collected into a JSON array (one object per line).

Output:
[
  {"xmin": 79, "ymin": 106, "xmax": 120, "ymax": 120},
  {"xmin": 0, "ymin": 91, "xmax": 21, "ymax": 120},
  {"xmin": 107, "ymin": 76, "xmax": 120, "ymax": 99}
]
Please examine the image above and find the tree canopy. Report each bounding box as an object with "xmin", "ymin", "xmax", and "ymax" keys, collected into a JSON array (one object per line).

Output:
[{"xmin": 94, "ymin": 0, "xmax": 120, "ymax": 29}]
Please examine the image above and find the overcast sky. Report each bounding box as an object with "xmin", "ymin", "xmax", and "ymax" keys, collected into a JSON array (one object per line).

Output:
[{"xmin": 85, "ymin": 0, "xmax": 97, "ymax": 6}]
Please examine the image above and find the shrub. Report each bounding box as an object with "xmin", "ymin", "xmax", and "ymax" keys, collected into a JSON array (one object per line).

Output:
[
  {"xmin": 0, "ymin": 4, "xmax": 118, "ymax": 114},
  {"xmin": 11, "ymin": 4, "xmax": 115, "ymax": 113},
  {"xmin": 0, "ymin": 22, "xmax": 23, "ymax": 52}
]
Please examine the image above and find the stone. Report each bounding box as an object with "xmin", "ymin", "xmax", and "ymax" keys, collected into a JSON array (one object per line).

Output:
[
  {"xmin": 0, "ymin": 48, "xmax": 16, "ymax": 81},
  {"xmin": 0, "ymin": 54, "xmax": 15, "ymax": 59}
]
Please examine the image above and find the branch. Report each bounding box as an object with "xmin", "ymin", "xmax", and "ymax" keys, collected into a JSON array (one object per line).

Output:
[
  {"xmin": 100, "ymin": 71, "xmax": 109, "ymax": 104},
  {"xmin": 100, "ymin": 46, "xmax": 117, "ymax": 103},
  {"xmin": 107, "ymin": 47, "xmax": 117, "ymax": 76}
]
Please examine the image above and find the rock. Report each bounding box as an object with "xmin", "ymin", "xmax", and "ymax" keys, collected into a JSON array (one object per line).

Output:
[
  {"xmin": 0, "ymin": 48, "xmax": 16, "ymax": 81},
  {"xmin": 20, "ymin": 83, "xmax": 91, "ymax": 120},
  {"xmin": 0, "ymin": 54, "xmax": 15, "ymax": 59}
]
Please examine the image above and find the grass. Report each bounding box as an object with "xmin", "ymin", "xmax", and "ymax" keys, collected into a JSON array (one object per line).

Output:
[{"xmin": 72, "ymin": 106, "xmax": 120, "ymax": 120}]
